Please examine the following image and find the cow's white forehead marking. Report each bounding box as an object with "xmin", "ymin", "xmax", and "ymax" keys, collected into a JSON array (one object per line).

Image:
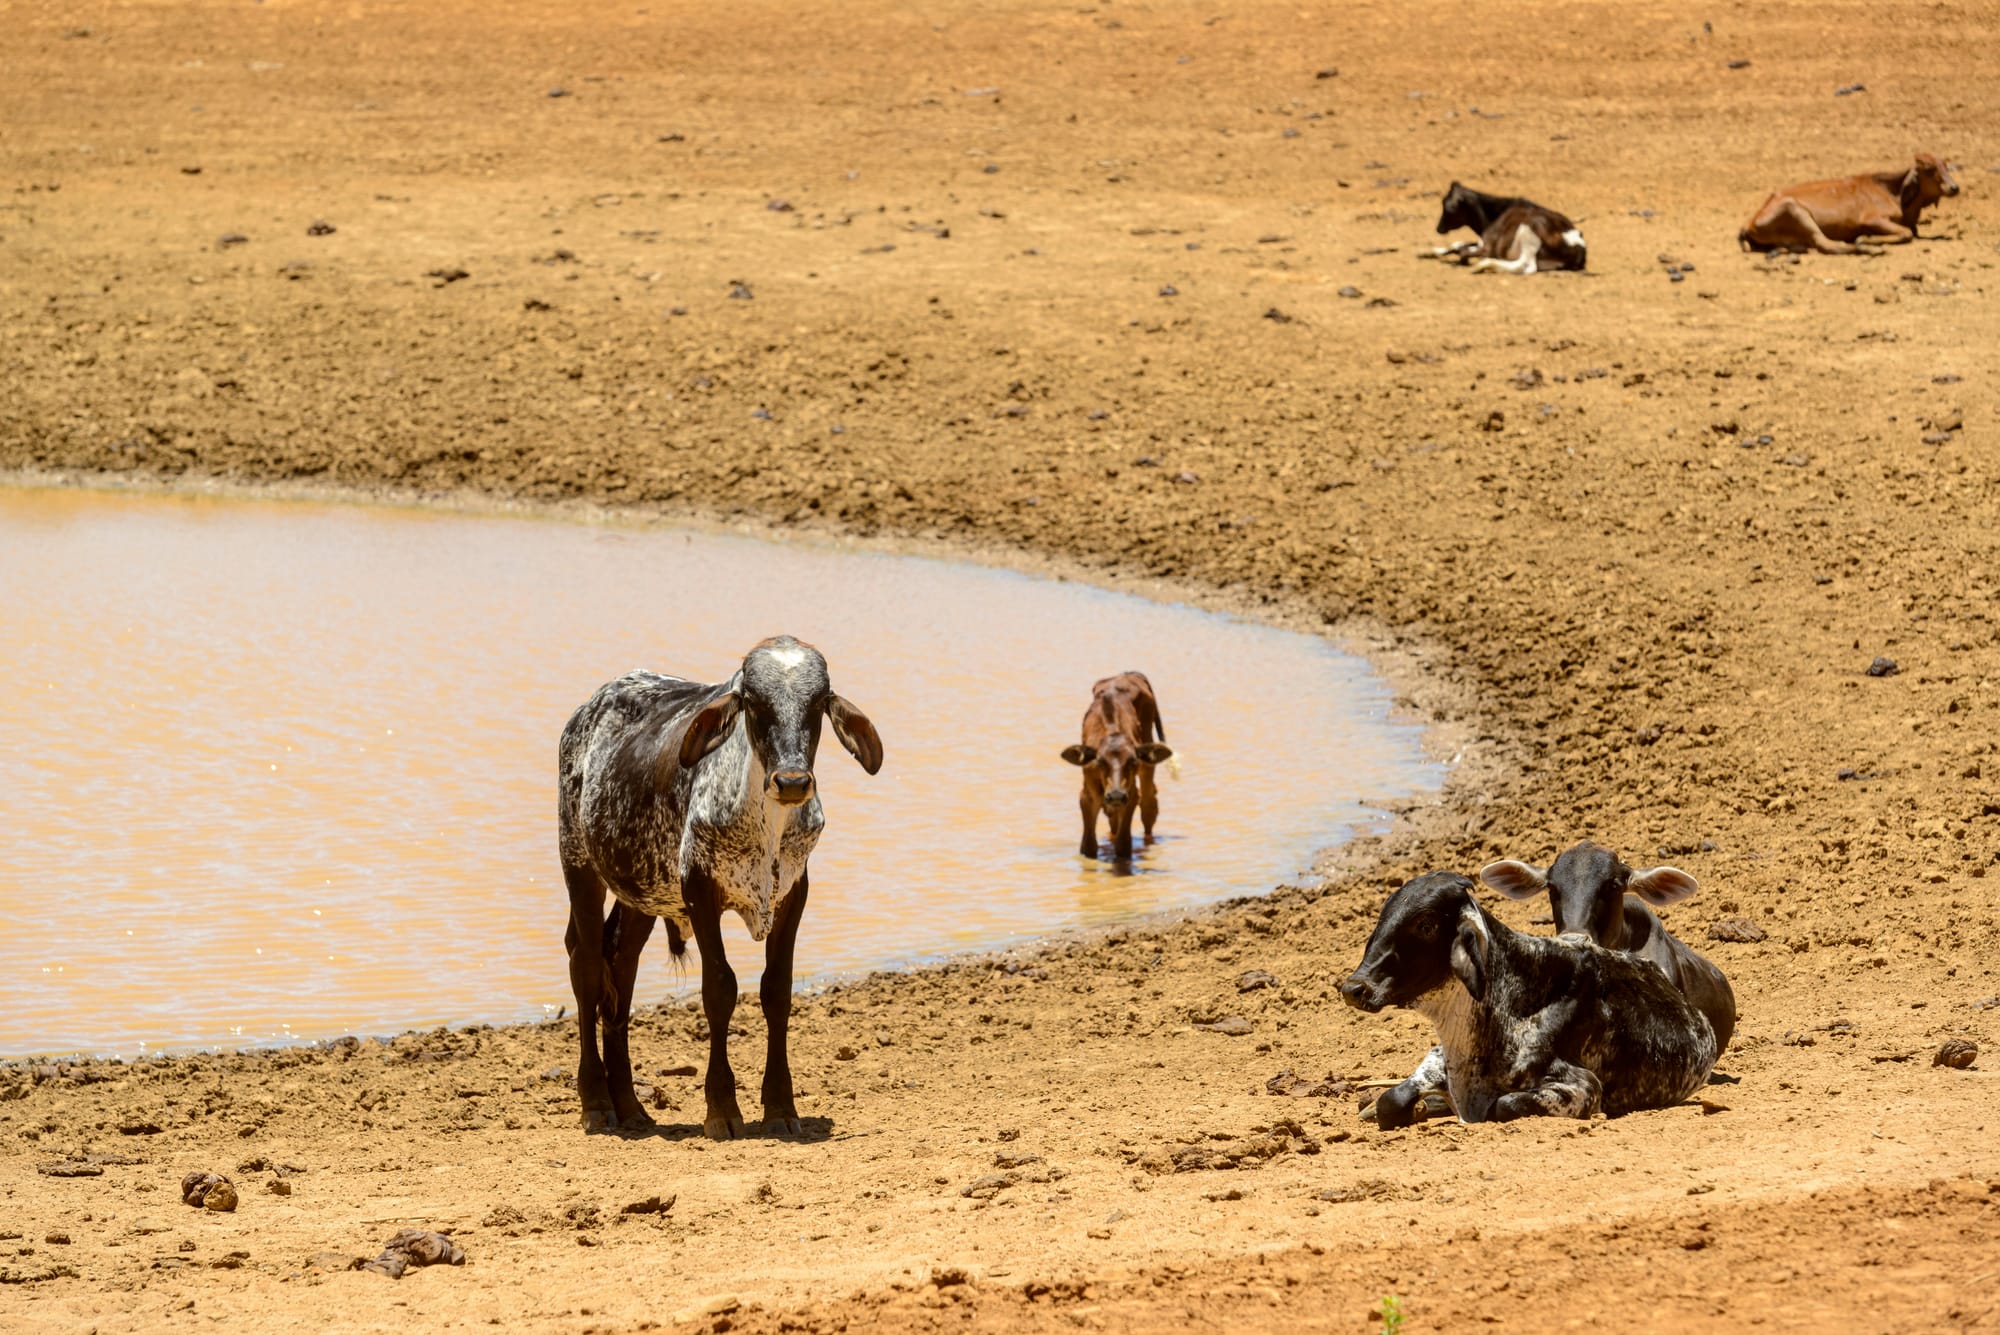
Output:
[
  {"xmin": 1561, "ymin": 228, "xmax": 1584, "ymax": 249},
  {"xmin": 765, "ymin": 646, "xmax": 809, "ymax": 671}
]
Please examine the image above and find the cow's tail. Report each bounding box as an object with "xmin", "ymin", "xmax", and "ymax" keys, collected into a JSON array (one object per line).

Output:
[
  {"xmin": 1168, "ymin": 754, "xmax": 1183, "ymax": 781},
  {"xmin": 665, "ymin": 918, "xmax": 687, "ymax": 960}
]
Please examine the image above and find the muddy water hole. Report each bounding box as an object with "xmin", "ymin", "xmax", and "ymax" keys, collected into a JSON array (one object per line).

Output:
[
  {"xmin": 0, "ymin": 483, "xmax": 1434, "ymax": 1057},
  {"xmin": 4, "ymin": 0, "xmax": 2000, "ymax": 1331}
]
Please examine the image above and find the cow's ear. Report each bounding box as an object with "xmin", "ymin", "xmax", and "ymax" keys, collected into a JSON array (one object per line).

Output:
[
  {"xmin": 1627, "ymin": 865, "xmax": 1698, "ymax": 907},
  {"xmin": 1060, "ymin": 744, "xmax": 1097, "ymax": 767},
  {"xmin": 1479, "ymin": 859, "xmax": 1547, "ymax": 901},
  {"xmin": 679, "ymin": 691, "xmax": 741, "ymax": 769},
  {"xmin": 1137, "ymin": 743, "xmax": 1174, "ymax": 765},
  {"xmin": 826, "ymin": 694, "xmax": 883, "ymax": 775},
  {"xmin": 1450, "ymin": 908, "xmax": 1490, "ymax": 1002}
]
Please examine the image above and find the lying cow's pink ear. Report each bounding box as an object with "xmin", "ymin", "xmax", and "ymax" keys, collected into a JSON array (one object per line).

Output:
[
  {"xmin": 826, "ymin": 694, "xmax": 883, "ymax": 776},
  {"xmin": 1137, "ymin": 743, "xmax": 1174, "ymax": 765},
  {"xmin": 1060, "ymin": 744, "xmax": 1097, "ymax": 767},
  {"xmin": 1627, "ymin": 865, "xmax": 1698, "ymax": 907},
  {"xmin": 1479, "ymin": 860, "xmax": 1547, "ymax": 900},
  {"xmin": 679, "ymin": 691, "xmax": 741, "ymax": 769}
]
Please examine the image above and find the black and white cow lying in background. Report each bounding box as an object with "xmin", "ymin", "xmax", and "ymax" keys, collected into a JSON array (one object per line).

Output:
[
  {"xmin": 1480, "ymin": 841, "xmax": 1737, "ymax": 1055},
  {"xmin": 1432, "ymin": 181, "xmax": 1588, "ymax": 275},
  {"xmin": 1339, "ymin": 871, "xmax": 1717, "ymax": 1127},
  {"xmin": 557, "ymin": 636, "xmax": 883, "ymax": 1138}
]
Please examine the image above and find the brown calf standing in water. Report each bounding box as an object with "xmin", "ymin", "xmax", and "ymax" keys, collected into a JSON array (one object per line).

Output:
[
  {"xmin": 557, "ymin": 636, "xmax": 882, "ymax": 1138},
  {"xmin": 1061, "ymin": 672, "xmax": 1173, "ymax": 861}
]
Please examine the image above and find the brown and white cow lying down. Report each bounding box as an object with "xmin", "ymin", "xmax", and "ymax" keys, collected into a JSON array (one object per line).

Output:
[
  {"xmin": 1480, "ymin": 840, "xmax": 1736, "ymax": 1055},
  {"xmin": 1432, "ymin": 181, "xmax": 1588, "ymax": 276},
  {"xmin": 1339, "ymin": 872, "xmax": 1717, "ymax": 1128},
  {"xmin": 1061, "ymin": 671, "xmax": 1173, "ymax": 862},
  {"xmin": 558, "ymin": 636, "xmax": 883, "ymax": 1137},
  {"xmin": 1739, "ymin": 153, "xmax": 1960, "ymax": 254}
]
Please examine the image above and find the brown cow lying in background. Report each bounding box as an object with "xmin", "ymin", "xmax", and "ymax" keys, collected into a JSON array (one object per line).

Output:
[
  {"xmin": 1739, "ymin": 152, "xmax": 1960, "ymax": 254},
  {"xmin": 1061, "ymin": 672, "xmax": 1172, "ymax": 861}
]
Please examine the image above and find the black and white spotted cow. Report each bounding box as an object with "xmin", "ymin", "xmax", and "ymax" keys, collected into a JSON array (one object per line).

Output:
[
  {"xmin": 1480, "ymin": 840, "xmax": 1737, "ymax": 1055},
  {"xmin": 1339, "ymin": 871, "xmax": 1716, "ymax": 1127},
  {"xmin": 557, "ymin": 636, "xmax": 883, "ymax": 1138},
  {"xmin": 1433, "ymin": 181, "xmax": 1588, "ymax": 275}
]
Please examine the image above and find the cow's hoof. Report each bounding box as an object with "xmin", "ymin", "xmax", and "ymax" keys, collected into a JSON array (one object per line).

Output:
[
  {"xmin": 580, "ymin": 1106, "xmax": 618, "ymax": 1133},
  {"xmin": 763, "ymin": 1113, "xmax": 803, "ymax": 1136},
  {"xmin": 704, "ymin": 1114, "xmax": 747, "ymax": 1140},
  {"xmin": 613, "ymin": 1102, "xmax": 656, "ymax": 1130}
]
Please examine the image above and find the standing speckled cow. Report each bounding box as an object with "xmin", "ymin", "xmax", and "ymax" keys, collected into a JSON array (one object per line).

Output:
[
  {"xmin": 1060, "ymin": 671, "xmax": 1173, "ymax": 861},
  {"xmin": 557, "ymin": 636, "xmax": 882, "ymax": 1138}
]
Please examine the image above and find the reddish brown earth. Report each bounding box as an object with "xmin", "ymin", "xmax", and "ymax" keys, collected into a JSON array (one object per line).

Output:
[{"xmin": 3, "ymin": 0, "xmax": 1999, "ymax": 1330}]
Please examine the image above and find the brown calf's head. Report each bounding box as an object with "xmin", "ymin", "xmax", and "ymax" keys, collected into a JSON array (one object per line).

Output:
[
  {"xmin": 678, "ymin": 636, "xmax": 883, "ymax": 805},
  {"xmin": 1909, "ymin": 152, "xmax": 1960, "ymax": 202},
  {"xmin": 1061, "ymin": 731, "xmax": 1172, "ymax": 811}
]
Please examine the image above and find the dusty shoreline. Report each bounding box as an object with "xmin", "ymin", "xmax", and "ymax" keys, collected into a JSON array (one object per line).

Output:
[{"xmin": 5, "ymin": 0, "xmax": 2000, "ymax": 1329}]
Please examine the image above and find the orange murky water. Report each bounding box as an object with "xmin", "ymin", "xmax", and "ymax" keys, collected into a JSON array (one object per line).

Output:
[{"xmin": 0, "ymin": 484, "xmax": 1439, "ymax": 1057}]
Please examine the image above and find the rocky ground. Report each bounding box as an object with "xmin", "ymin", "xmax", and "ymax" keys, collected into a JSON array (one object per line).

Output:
[{"xmin": 3, "ymin": 0, "xmax": 1999, "ymax": 1330}]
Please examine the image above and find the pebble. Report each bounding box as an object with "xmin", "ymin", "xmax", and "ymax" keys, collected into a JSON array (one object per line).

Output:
[
  {"xmin": 181, "ymin": 1172, "xmax": 237, "ymax": 1212},
  {"xmin": 1707, "ymin": 918, "xmax": 1767, "ymax": 943},
  {"xmin": 1865, "ymin": 657, "xmax": 1899, "ymax": 677},
  {"xmin": 266, "ymin": 1179, "xmax": 292, "ymax": 1196},
  {"xmin": 622, "ymin": 1194, "xmax": 676, "ymax": 1215},
  {"xmin": 1933, "ymin": 1040, "xmax": 1978, "ymax": 1069},
  {"xmin": 306, "ymin": 220, "xmax": 336, "ymax": 236},
  {"xmin": 1235, "ymin": 969, "xmax": 1278, "ymax": 992}
]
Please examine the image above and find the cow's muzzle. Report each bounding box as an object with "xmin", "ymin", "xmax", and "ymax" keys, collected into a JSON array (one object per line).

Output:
[
  {"xmin": 1103, "ymin": 788, "xmax": 1131, "ymax": 809},
  {"xmin": 769, "ymin": 769, "xmax": 815, "ymax": 806},
  {"xmin": 1338, "ymin": 975, "xmax": 1385, "ymax": 1014}
]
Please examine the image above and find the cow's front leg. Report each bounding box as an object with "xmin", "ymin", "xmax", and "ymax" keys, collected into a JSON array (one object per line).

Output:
[
  {"xmin": 1490, "ymin": 1057, "xmax": 1602, "ymax": 1121},
  {"xmin": 1078, "ymin": 790, "xmax": 1101, "ymax": 858},
  {"xmin": 1369, "ymin": 1045, "xmax": 1450, "ymax": 1130},
  {"xmin": 1138, "ymin": 766, "xmax": 1160, "ymax": 842},
  {"xmin": 1855, "ymin": 218, "xmax": 1914, "ymax": 244},
  {"xmin": 562, "ymin": 862, "xmax": 617, "ymax": 1131},
  {"xmin": 759, "ymin": 869, "xmax": 810, "ymax": 1135},
  {"xmin": 600, "ymin": 901, "xmax": 657, "ymax": 1129},
  {"xmin": 685, "ymin": 870, "xmax": 745, "ymax": 1139},
  {"xmin": 1109, "ymin": 803, "xmax": 1137, "ymax": 861}
]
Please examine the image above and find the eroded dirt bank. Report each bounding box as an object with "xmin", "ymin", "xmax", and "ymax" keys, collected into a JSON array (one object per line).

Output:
[{"xmin": 3, "ymin": 0, "xmax": 1999, "ymax": 1330}]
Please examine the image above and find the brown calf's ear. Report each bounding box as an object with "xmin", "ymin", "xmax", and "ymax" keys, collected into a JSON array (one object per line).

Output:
[
  {"xmin": 1626, "ymin": 865, "xmax": 1698, "ymax": 907},
  {"xmin": 1450, "ymin": 909, "xmax": 1490, "ymax": 1002},
  {"xmin": 679, "ymin": 691, "xmax": 741, "ymax": 769},
  {"xmin": 826, "ymin": 693, "xmax": 883, "ymax": 775},
  {"xmin": 1137, "ymin": 743, "xmax": 1174, "ymax": 765},
  {"xmin": 1060, "ymin": 744, "xmax": 1097, "ymax": 767},
  {"xmin": 1479, "ymin": 859, "xmax": 1548, "ymax": 900}
]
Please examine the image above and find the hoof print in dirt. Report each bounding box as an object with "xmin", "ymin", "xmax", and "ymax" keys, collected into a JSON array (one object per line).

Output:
[
  {"xmin": 181, "ymin": 1172, "xmax": 238, "ymax": 1212},
  {"xmin": 359, "ymin": 1229, "xmax": 464, "ymax": 1279},
  {"xmin": 1265, "ymin": 1069, "xmax": 1353, "ymax": 1099},
  {"xmin": 1933, "ymin": 1040, "xmax": 1978, "ymax": 1069},
  {"xmin": 622, "ymin": 1194, "xmax": 676, "ymax": 1215},
  {"xmin": 1193, "ymin": 1015, "xmax": 1252, "ymax": 1036}
]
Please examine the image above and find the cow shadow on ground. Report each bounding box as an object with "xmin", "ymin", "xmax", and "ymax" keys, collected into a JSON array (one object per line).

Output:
[{"xmin": 599, "ymin": 1116, "xmax": 838, "ymax": 1144}]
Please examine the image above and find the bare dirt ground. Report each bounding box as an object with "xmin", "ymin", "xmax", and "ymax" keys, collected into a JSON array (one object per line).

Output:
[{"xmin": 4, "ymin": 0, "xmax": 2000, "ymax": 1329}]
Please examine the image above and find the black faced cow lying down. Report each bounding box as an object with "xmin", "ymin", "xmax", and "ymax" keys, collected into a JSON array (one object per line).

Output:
[
  {"xmin": 557, "ymin": 636, "xmax": 882, "ymax": 1138},
  {"xmin": 1432, "ymin": 181, "xmax": 1588, "ymax": 276},
  {"xmin": 1340, "ymin": 872, "xmax": 1716, "ymax": 1127},
  {"xmin": 1480, "ymin": 840, "xmax": 1736, "ymax": 1055}
]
